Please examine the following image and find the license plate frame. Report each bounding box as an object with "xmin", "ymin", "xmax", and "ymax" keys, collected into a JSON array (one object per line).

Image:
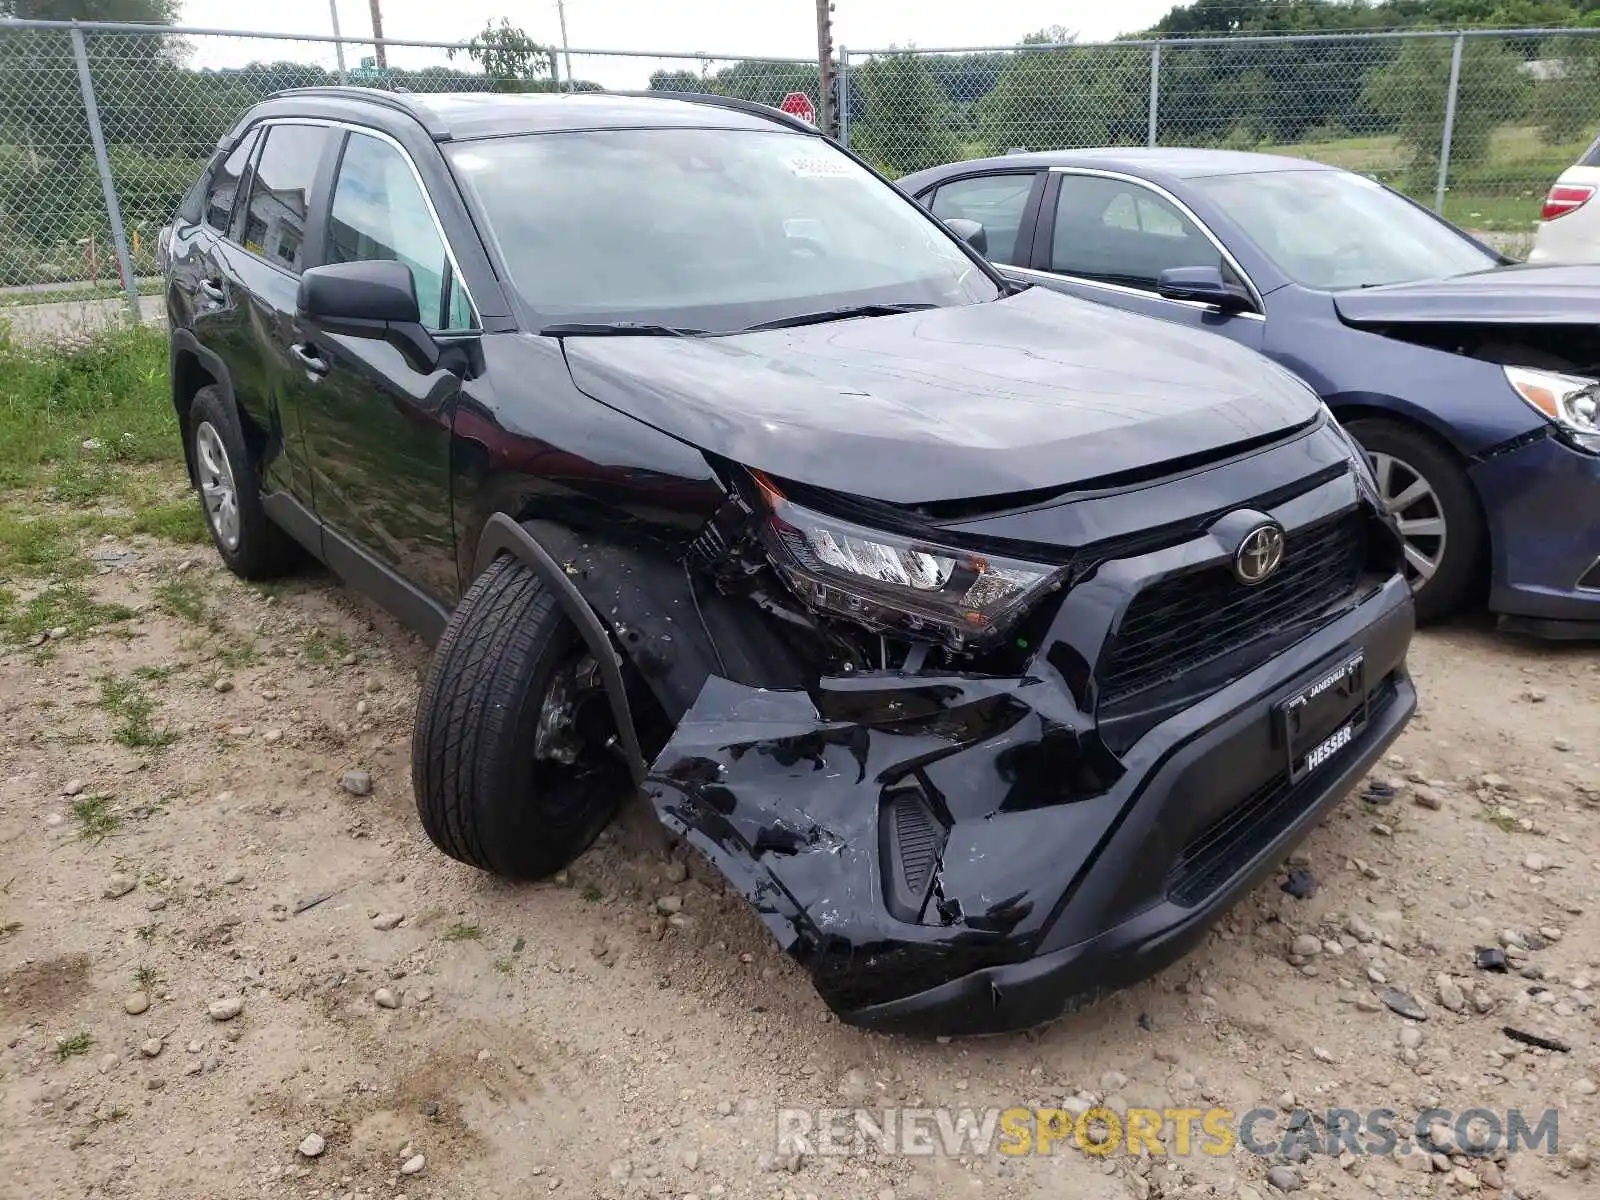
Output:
[{"xmin": 1276, "ymin": 652, "xmax": 1368, "ymax": 785}]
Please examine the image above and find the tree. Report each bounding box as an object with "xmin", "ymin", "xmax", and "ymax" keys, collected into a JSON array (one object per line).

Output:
[
  {"xmin": 449, "ymin": 18, "xmax": 555, "ymax": 92},
  {"xmin": 1364, "ymin": 33, "xmax": 1531, "ymax": 182},
  {"xmin": 978, "ymin": 36, "xmax": 1150, "ymax": 152},
  {"xmin": 0, "ymin": 0, "xmax": 178, "ymax": 17},
  {"xmin": 849, "ymin": 51, "xmax": 960, "ymax": 176},
  {"xmin": 1528, "ymin": 30, "xmax": 1600, "ymax": 142}
]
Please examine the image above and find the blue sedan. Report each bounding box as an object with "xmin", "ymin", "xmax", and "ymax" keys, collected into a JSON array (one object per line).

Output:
[{"xmin": 899, "ymin": 149, "xmax": 1600, "ymax": 634}]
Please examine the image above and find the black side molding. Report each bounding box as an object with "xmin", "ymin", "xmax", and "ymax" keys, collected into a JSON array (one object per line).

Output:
[{"xmin": 472, "ymin": 514, "xmax": 648, "ymax": 785}]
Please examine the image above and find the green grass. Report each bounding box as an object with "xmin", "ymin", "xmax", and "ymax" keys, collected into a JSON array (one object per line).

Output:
[
  {"xmin": 0, "ymin": 324, "xmax": 175, "ymax": 489},
  {"xmin": 132, "ymin": 964, "xmax": 161, "ymax": 990},
  {"xmin": 154, "ymin": 575, "xmax": 207, "ymax": 624},
  {"xmin": 71, "ymin": 793, "xmax": 121, "ymax": 841},
  {"xmin": 442, "ymin": 922, "xmax": 483, "ymax": 942},
  {"xmin": 215, "ymin": 638, "xmax": 260, "ymax": 670},
  {"xmin": 0, "ymin": 582, "xmax": 134, "ymax": 642},
  {"xmin": 124, "ymin": 496, "xmax": 207, "ymax": 544},
  {"xmin": 580, "ymin": 884, "xmax": 604, "ymax": 903},
  {"xmin": 302, "ymin": 629, "xmax": 353, "ymax": 664},
  {"xmin": 0, "ymin": 326, "xmax": 205, "ymax": 585},
  {"xmin": 97, "ymin": 674, "xmax": 176, "ymax": 749},
  {"xmin": 493, "ymin": 956, "xmax": 515, "ymax": 975},
  {"xmin": 54, "ymin": 1031, "xmax": 93, "ymax": 1061}
]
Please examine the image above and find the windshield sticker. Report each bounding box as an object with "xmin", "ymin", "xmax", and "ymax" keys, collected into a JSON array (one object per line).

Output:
[{"xmin": 786, "ymin": 153, "xmax": 851, "ymax": 179}]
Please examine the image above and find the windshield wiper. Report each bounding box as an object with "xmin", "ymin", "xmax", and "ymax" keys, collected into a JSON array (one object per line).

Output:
[
  {"xmin": 540, "ymin": 321, "xmax": 710, "ymax": 337},
  {"xmin": 740, "ymin": 302, "xmax": 936, "ymax": 333}
]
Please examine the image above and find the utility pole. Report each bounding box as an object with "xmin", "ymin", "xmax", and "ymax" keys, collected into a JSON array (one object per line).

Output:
[
  {"xmin": 815, "ymin": 0, "xmax": 834, "ymax": 135},
  {"xmin": 555, "ymin": 0, "xmax": 575, "ymax": 93},
  {"xmin": 329, "ymin": 0, "xmax": 347, "ymax": 83},
  {"xmin": 368, "ymin": 0, "xmax": 387, "ymax": 69}
]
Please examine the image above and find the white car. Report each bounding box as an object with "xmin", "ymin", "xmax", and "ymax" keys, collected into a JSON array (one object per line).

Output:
[{"xmin": 1529, "ymin": 134, "xmax": 1600, "ymax": 263}]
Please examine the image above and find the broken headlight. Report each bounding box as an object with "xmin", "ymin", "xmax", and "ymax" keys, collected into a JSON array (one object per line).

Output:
[
  {"xmin": 752, "ymin": 476, "xmax": 1064, "ymax": 649},
  {"xmin": 1505, "ymin": 366, "xmax": 1600, "ymax": 452}
]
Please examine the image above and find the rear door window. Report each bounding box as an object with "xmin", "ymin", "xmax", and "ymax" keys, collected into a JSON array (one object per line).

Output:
[
  {"xmin": 241, "ymin": 123, "xmax": 332, "ymax": 273},
  {"xmin": 203, "ymin": 130, "xmax": 259, "ymax": 234},
  {"xmin": 928, "ymin": 173, "xmax": 1035, "ymax": 265}
]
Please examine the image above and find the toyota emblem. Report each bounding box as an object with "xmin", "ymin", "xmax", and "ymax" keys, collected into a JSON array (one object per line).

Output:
[{"xmin": 1234, "ymin": 522, "xmax": 1286, "ymax": 585}]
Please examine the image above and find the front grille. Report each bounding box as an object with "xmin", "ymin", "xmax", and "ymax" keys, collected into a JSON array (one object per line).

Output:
[
  {"xmin": 1165, "ymin": 679, "xmax": 1397, "ymax": 907},
  {"xmin": 1100, "ymin": 511, "xmax": 1367, "ymax": 705}
]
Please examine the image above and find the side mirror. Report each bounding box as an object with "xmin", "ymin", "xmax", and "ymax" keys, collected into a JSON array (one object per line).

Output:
[
  {"xmin": 944, "ymin": 218, "xmax": 988, "ymax": 256},
  {"xmin": 1157, "ymin": 265, "xmax": 1254, "ymax": 314},
  {"xmin": 298, "ymin": 260, "xmax": 440, "ymax": 371}
]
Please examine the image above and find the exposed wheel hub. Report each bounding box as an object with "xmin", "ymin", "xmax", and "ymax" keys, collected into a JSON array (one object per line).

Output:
[{"xmin": 534, "ymin": 653, "xmax": 604, "ymax": 764}]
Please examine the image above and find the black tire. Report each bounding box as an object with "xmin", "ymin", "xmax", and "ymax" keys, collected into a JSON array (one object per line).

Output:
[
  {"xmin": 1345, "ymin": 417, "xmax": 1485, "ymax": 623},
  {"xmin": 187, "ymin": 385, "xmax": 301, "ymax": 580},
  {"xmin": 412, "ymin": 556, "xmax": 629, "ymax": 880}
]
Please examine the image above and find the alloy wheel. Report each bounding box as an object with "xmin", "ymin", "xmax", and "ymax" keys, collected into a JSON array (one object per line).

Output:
[
  {"xmin": 194, "ymin": 421, "xmax": 241, "ymax": 551},
  {"xmin": 1368, "ymin": 449, "xmax": 1447, "ymax": 589}
]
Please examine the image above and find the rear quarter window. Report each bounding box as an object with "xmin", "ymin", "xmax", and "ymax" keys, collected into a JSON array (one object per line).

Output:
[{"xmin": 1581, "ymin": 134, "xmax": 1600, "ymax": 167}]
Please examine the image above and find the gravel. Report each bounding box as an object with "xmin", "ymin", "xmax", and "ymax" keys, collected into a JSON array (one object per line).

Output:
[
  {"xmin": 1265, "ymin": 1165, "xmax": 1302, "ymax": 1192},
  {"xmin": 1382, "ymin": 989, "xmax": 1428, "ymax": 1021}
]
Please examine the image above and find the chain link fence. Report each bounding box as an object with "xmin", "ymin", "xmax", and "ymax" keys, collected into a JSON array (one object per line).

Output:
[
  {"xmin": 0, "ymin": 18, "xmax": 811, "ymax": 309},
  {"xmin": 842, "ymin": 28, "xmax": 1600, "ymax": 259},
  {"xmin": 4, "ymin": 19, "xmax": 1600, "ymax": 312}
]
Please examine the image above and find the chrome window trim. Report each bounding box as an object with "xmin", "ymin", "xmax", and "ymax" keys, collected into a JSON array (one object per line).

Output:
[
  {"xmin": 1004, "ymin": 263, "xmax": 1266, "ymax": 322},
  {"xmin": 1046, "ymin": 165, "xmax": 1266, "ymax": 315},
  {"xmin": 229, "ymin": 116, "xmax": 479, "ymax": 329}
]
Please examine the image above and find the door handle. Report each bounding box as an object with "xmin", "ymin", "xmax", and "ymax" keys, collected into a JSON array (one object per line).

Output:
[
  {"xmin": 198, "ymin": 278, "xmax": 226, "ymax": 303},
  {"xmin": 290, "ymin": 343, "xmax": 329, "ymax": 376}
]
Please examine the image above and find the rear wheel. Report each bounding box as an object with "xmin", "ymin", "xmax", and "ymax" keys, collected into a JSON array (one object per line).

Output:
[
  {"xmin": 1344, "ymin": 417, "xmax": 1485, "ymax": 623},
  {"xmin": 187, "ymin": 385, "xmax": 301, "ymax": 579},
  {"xmin": 412, "ymin": 556, "xmax": 630, "ymax": 880}
]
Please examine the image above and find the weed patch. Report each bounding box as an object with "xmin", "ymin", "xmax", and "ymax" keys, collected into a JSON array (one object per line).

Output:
[{"xmin": 97, "ymin": 675, "xmax": 176, "ymax": 749}]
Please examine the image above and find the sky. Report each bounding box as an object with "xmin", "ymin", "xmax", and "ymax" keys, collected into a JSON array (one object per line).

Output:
[{"xmin": 173, "ymin": 1, "xmax": 1181, "ymax": 85}]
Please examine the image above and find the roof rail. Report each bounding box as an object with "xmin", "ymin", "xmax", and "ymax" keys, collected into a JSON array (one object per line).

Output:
[
  {"xmin": 605, "ymin": 90, "xmax": 817, "ymax": 135},
  {"xmin": 265, "ymin": 85, "xmax": 451, "ymax": 140}
]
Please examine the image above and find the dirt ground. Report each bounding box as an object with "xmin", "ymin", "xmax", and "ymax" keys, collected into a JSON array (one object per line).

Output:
[{"xmin": 2, "ymin": 535, "xmax": 1598, "ymax": 1200}]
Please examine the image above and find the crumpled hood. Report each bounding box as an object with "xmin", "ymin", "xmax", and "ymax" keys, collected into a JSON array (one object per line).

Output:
[
  {"xmin": 560, "ymin": 287, "xmax": 1319, "ymax": 504},
  {"xmin": 1333, "ymin": 263, "xmax": 1600, "ymax": 326}
]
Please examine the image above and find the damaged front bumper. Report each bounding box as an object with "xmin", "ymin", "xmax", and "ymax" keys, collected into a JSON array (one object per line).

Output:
[{"xmin": 646, "ymin": 573, "xmax": 1415, "ymax": 1037}]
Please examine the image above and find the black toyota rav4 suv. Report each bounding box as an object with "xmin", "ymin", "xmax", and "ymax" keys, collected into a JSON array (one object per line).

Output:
[{"xmin": 161, "ymin": 87, "xmax": 1415, "ymax": 1035}]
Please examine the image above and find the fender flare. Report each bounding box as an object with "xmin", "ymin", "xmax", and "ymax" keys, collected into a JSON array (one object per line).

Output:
[
  {"xmin": 169, "ymin": 329, "xmax": 242, "ymax": 479},
  {"xmin": 471, "ymin": 513, "xmax": 648, "ymax": 786}
]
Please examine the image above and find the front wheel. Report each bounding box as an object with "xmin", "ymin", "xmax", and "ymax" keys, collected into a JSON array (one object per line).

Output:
[
  {"xmin": 412, "ymin": 556, "xmax": 630, "ymax": 880},
  {"xmin": 1345, "ymin": 417, "xmax": 1485, "ymax": 623}
]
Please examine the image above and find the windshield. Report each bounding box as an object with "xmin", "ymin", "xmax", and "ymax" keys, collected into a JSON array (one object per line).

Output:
[
  {"xmin": 1191, "ymin": 169, "xmax": 1499, "ymax": 290},
  {"xmin": 447, "ymin": 127, "xmax": 999, "ymax": 332}
]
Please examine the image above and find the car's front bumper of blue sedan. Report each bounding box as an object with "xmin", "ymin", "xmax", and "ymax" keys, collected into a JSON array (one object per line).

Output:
[{"xmin": 1472, "ymin": 430, "xmax": 1600, "ymax": 634}]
